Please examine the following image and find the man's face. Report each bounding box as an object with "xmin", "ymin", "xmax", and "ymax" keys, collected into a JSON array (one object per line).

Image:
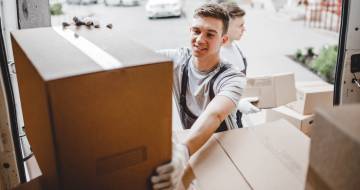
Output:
[
  {"xmin": 190, "ymin": 16, "xmax": 228, "ymax": 59},
  {"xmin": 228, "ymin": 17, "xmax": 245, "ymax": 41}
]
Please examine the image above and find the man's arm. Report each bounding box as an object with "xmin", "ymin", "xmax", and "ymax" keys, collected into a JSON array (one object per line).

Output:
[{"xmin": 184, "ymin": 95, "xmax": 236, "ymax": 156}]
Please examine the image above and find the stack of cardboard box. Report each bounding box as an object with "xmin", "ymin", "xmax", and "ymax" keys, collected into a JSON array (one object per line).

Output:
[
  {"xmin": 11, "ymin": 26, "xmax": 172, "ymax": 190},
  {"xmin": 266, "ymin": 81, "xmax": 333, "ymax": 136},
  {"xmin": 243, "ymin": 73, "xmax": 296, "ymax": 108}
]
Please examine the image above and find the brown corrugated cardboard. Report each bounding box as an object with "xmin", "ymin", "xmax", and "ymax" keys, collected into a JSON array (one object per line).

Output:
[
  {"xmin": 190, "ymin": 137, "xmax": 251, "ymax": 190},
  {"xmin": 181, "ymin": 119, "xmax": 310, "ymax": 190},
  {"xmin": 12, "ymin": 26, "xmax": 172, "ymax": 190},
  {"xmin": 243, "ymin": 73, "xmax": 296, "ymax": 108},
  {"xmin": 286, "ymin": 81, "xmax": 333, "ymax": 115},
  {"xmin": 215, "ymin": 120, "xmax": 310, "ymax": 190},
  {"xmin": 266, "ymin": 106, "xmax": 314, "ymax": 136},
  {"xmin": 306, "ymin": 104, "xmax": 360, "ymax": 190},
  {"xmin": 12, "ymin": 177, "xmax": 43, "ymax": 190}
]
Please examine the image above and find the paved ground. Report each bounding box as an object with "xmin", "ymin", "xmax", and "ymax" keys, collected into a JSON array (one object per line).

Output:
[{"xmin": 240, "ymin": 5, "xmax": 339, "ymax": 81}]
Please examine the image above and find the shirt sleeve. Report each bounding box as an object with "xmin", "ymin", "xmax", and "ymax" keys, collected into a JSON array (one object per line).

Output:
[
  {"xmin": 215, "ymin": 71, "xmax": 246, "ymax": 107},
  {"xmin": 156, "ymin": 48, "xmax": 191, "ymax": 68},
  {"xmin": 156, "ymin": 49, "xmax": 179, "ymax": 59}
]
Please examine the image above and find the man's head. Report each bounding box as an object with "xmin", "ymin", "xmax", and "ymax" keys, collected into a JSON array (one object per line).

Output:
[
  {"xmin": 190, "ymin": 3, "xmax": 229, "ymax": 60},
  {"xmin": 220, "ymin": 2, "xmax": 246, "ymax": 41}
]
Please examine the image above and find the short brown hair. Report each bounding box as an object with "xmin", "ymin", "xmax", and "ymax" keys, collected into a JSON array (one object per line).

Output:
[
  {"xmin": 220, "ymin": 2, "xmax": 246, "ymax": 19},
  {"xmin": 193, "ymin": 3, "xmax": 230, "ymax": 35}
]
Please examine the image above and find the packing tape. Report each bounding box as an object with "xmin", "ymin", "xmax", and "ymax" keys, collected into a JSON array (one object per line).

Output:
[{"xmin": 53, "ymin": 26, "xmax": 123, "ymax": 70}]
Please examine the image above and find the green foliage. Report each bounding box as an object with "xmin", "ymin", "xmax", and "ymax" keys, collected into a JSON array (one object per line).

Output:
[
  {"xmin": 306, "ymin": 47, "xmax": 315, "ymax": 58},
  {"xmin": 50, "ymin": 3, "xmax": 63, "ymax": 16},
  {"xmin": 294, "ymin": 47, "xmax": 315, "ymax": 66},
  {"xmin": 295, "ymin": 49, "xmax": 303, "ymax": 61},
  {"xmin": 310, "ymin": 45, "xmax": 338, "ymax": 83}
]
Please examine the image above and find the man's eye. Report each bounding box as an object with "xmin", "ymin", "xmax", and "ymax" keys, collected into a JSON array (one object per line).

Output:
[
  {"xmin": 193, "ymin": 30, "xmax": 200, "ymax": 34},
  {"xmin": 207, "ymin": 33, "xmax": 214, "ymax": 38}
]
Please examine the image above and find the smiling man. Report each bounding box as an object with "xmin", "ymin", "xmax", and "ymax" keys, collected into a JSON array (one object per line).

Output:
[{"xmin": 152, "ymin": 3, "xmax": 247, "ymax": 190}]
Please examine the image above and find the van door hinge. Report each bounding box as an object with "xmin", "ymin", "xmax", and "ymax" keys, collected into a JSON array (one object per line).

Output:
[{"xmin": 8, "ymin": 61, "xmax": 15, "ymax": 75}]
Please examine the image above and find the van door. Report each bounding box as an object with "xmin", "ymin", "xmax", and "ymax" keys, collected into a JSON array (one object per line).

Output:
[{"xmin": 334, "ymin": 0, "xmax": 360, "ymax": 105}]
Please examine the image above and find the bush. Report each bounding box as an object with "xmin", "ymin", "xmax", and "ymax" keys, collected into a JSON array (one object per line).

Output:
[
  {"xmin": 310, "ymin": 45, "xmax": 338, "ymax": 83},
  {"xmin": 50, "ymin": 3, "xmax": 63, "ymax": 16},
  {"xmin": 295, "ymin": 49, "xmax": 304, "ymax": 62},
  {"xmin": 294, "ymin": 47, "xmax": 316, "ymax": 66}
]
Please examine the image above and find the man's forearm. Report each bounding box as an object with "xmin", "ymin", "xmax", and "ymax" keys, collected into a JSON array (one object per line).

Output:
[
  {"xmin": 184, "ymin": 111, "xmax": 223, "ymax": 156},
  {"xmin": 181, "ymin": 95, "xmax": 236, "ymax": 156}
]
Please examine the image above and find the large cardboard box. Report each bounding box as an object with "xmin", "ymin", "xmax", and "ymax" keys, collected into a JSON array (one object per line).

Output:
[
  {"xmin": 12, "ymin": 177, "xmax": 43, "ymax": 190},
  {"xmin": 286, "ymin": 81, "xmax": 333, "ymax": 115},
  {"xmin": 306, "ymin": 104, "xmax": 360, "ymax": 190},
  {"xmin": 243, "ymin": 73, "xmax": 296, "ymax": 108},
  {"xmin": 179, "ymin": 119, "xmax": 310, "ymax": 190},
  {"xmin": 266, "ymin": 106, "xmax": 314, "ymax": 136},
  {"xmin": 12, "ymin": 26, "xmax": 172, "ymax": 190}
]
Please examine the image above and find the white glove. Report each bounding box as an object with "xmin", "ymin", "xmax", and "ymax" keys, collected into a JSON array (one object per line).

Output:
[
  {"xmin": 238, "ymin": 97, "xmax": 261, "ymax": 114},
  {"xmin": 151, "ymin": 143, "xmax": 189, "ymax": 190}
]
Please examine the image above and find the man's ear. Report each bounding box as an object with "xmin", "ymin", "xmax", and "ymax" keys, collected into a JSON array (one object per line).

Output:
[{"xmin": 222, "ymin": 34, "xmax": 229, "ymax": 45}]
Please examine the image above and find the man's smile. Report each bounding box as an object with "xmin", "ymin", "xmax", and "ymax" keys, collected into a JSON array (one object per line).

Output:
[{"xmin": 193, "ymin": 44, "xmax": 208, "ymax": 52}]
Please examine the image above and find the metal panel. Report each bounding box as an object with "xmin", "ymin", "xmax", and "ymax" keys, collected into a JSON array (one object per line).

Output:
[
  {"xmin": 340, "ymin": 50, "xmax": 360, "ymax": 105},
  {"xmin": 0, "ymin": 0, "xmax": 18, "ymax": 62},
  {"xmin": 0, "ymin": 50, "xmax": 20, "ymax": 190},
  {"xmin": 17, "ymin": 0, "xmax": 50, "ymax": 29},
  {"xmin": 0, "ymin": 17, "xmax": 24, "ymax": 187},
  {"xmin": 335, "ymin": 0, "xmax": 360, "ymax": 105},
  {"xmin": 346, "ymin": 0, "xmax": 360, "ymax": 50}
]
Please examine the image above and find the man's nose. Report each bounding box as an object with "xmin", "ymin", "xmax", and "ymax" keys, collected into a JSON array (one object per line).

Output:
[{"xmin": 195, "ymin": 33, "xmax": 206, "ymax": 43}]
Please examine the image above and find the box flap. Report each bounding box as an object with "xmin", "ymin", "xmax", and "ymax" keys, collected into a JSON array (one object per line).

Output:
[
  {"xmin": 215, "ymin": 120, "xmax": 309, "ymax": 190},
  {"xmin": 189, "ymin": 137, "xmax": 251, "ymax": 190},
  {"xmin": 11, "ymin": 27, "xmax": 170, "ymax": 81}
]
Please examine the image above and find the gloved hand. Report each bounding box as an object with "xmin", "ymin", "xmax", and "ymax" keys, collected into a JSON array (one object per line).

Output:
[
  {"xmin": 151, "ymin": 143, "xmax": 189, "ymax": 190},
  {"xmin": 238, "ymin": 97, "xmax": 261, "ymax": 114}
]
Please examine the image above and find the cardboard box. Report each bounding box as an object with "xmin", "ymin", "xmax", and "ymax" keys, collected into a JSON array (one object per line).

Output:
[
  {"xmin": 266, "ymin": 106, "xmax": 314, "ymax": 136},
  {"xmin": 12, "ymin": 177, "xmax": 43, "ymax": 190},
  {"xmin": 306, "ymin": 104, "xmax": 360, "ymax": 190},
  {"xmin": 286, "ymin": 81, "xmax": 333, "ymax": 115},
  {"xmin": 243, "ymin": 73, "xmax": 296, "ymax": 108},
  {"xmin": 181, "ymin": 119, "xmax": 310, "ymax": 190},
  {"xmin": 12, "ymin": 26, "xmax": 172, "ymax": 190}
]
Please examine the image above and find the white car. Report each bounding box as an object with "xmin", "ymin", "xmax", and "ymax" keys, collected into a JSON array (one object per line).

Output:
[
  {"xmin": 145, "ymin": 0, "xmax": 183, "ymax": 19},
  {"xmin": 66, "ymin": 0, "xmax": 97, "ymax": 5},
  {"xmin": 104, "ymin": 0, "xmax": 140, "ymax": 6}
]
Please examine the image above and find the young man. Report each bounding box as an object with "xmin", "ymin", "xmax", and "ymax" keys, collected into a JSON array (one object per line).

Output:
[
  {"xmin": 220, "ymin": 2, "xmax": 260, "ymax": 126},
  {"xmin": 220, "ymin": 2, "xmax": 247, "ymax": 74},
  {"xmin": 151, "ymin": 3, "xmax": 257, "ymax": 190}
]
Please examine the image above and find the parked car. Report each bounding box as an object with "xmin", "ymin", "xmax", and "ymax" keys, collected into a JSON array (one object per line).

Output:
[
  {"xmin": 104, "ymin": 0, "xmax": 140, "ymax": 6},
  {"xmin": 66, "ymin": 0, "xmax": 81, "ymax": 4},
  {"xmin": 66, "ymin": 0, "xmax": 97, "ymax": 5},
  {"xmin": 145, "ymin": 0, "xmax": 183, "ymax": 19},
  {"xmin": 81, "ymin": 0, "xmax": 98, "ymax": 4}
]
